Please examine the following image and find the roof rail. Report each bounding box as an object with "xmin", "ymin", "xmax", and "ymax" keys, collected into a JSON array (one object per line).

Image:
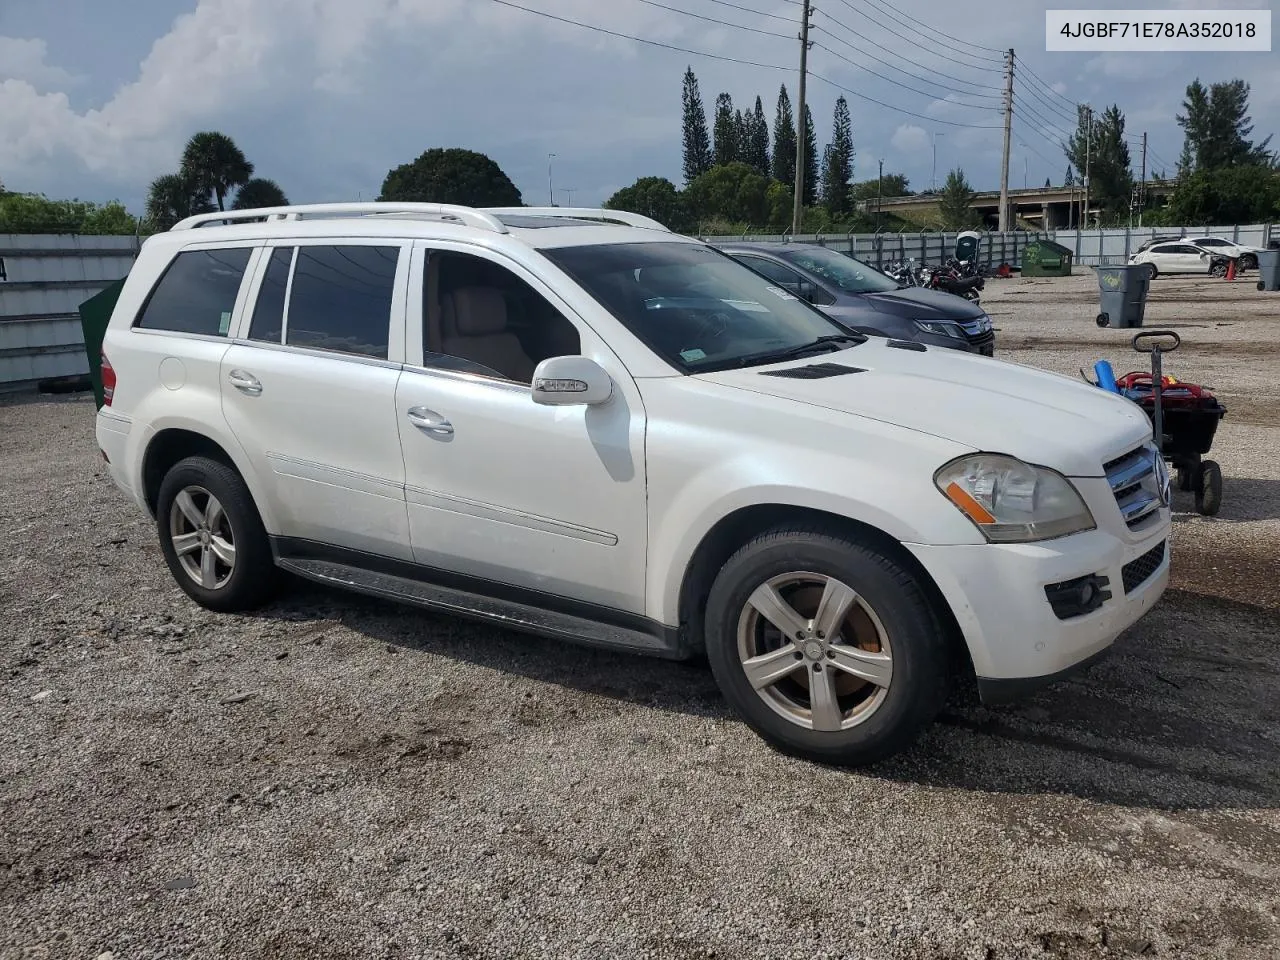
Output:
[
  {"xmin": 480, "ymin": 207, "xmax": 671, "ymax": 232},
  {"xmin": 169, "ymin": 202, "xmax": 509, "ymax": 234}
]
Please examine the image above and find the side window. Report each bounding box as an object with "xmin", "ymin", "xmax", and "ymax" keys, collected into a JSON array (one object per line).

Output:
[
  {"xmin": 248, "ymin": 246, "xmax": 294, "ymax": 343},
  {"xmin": 285, "ymin": 245, "xmax": 399, "ymax": 359},
  {"xmin": 735, "ymin": 255, "xmax": 836, "ymax": 306},
  {"xmin": 421, "ymin": 251, "xmax": 581, "ymax": 384},
  {"xmin": 135, "ymin": 247, "xmax": 253, "ymax": 336}
]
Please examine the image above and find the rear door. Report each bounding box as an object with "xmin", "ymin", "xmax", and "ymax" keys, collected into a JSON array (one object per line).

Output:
[{"xmin": 220, "ymin": 238, "xmax": 413, "ymax": 559}]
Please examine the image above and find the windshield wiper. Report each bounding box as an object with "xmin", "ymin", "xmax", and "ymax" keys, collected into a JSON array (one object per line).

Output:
[{"xmin": 700, "ymin": 333, "xmax": 867, "ymax": 372}]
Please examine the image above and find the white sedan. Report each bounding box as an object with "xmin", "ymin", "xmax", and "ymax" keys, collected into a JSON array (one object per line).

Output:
[
  {"xmin": 1183, "ymin": 235, "xmax": 1263, "ymax": 269},
  {"xmin": 1129, "ymin": 241, "xmax": 1222, "ymax": 279}
]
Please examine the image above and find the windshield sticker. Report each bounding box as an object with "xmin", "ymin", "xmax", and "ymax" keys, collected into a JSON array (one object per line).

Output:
[
  {"xmin": 218, "ymin": 311, "xmax": 232, "ymax": 334},
  {"xmin": 764, "ymin": 285, "xmax": 798, "ymax": 301},
  {"xmin": 680, "ymin": 347, "xmax": 707, "ymax": 362}
]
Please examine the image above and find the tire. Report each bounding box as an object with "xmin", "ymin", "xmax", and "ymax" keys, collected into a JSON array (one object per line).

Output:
[
  {"xmin": 703, "ymin": 526, "xmax": 948, "ymax": 767},
  {"xmin": 155, "ymin": 455, "xmax": 279, "ymax": 612},
  {"xmin": 1144, "ymin": 263, "xmax": 1158, "ymax": 281},
  {"xmin": 1210, "ymin": 261, "xmax": 1227, "ymax": 278},
  {"xmin": 1241, "ymin": 253, "xmax": 1258, "ymax": 271},
  {"xmin": 1195, "ymin": 460, "xmax": 1223, "ymax": 516},
  {"xmin": 1176, "ymin": 465, "xmax": 1195, "ymax": 492}
]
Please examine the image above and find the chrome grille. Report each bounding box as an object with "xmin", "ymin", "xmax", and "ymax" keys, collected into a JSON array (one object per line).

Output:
[{"xmin": 1104, "ymin": 444, "xmax": 1167, "ymax": 528}]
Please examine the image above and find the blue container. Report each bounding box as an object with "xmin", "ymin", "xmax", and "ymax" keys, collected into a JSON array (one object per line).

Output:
[{"xmin": 1093, "ymin": 359, "xmax": 1119, "ymax": 393}]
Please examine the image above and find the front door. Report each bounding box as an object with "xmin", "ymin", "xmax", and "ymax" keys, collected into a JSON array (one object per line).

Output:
[
  {"xmin": 393, "ymin": 241, "xmax": 648, "ymax": 615},
  {"xmin": 221, "ymin": 239, "xmax": 413, "ymax": 559}
]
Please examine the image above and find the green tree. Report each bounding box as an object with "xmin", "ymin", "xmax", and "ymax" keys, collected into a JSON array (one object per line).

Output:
[
  {"xmin": 0, "ymin": 194, "xmax": 139, "ymax": 234},
  {"xmin": 685, "ymin": 161, "xmax": 770, "ymax": 225},
  {"xmin": 744, "ymin": 96, "xmax": 770, "ymax": 177},
  {"xmin": 1064, "ymin": 165, "xmax": 1074, "ymax": 186},
  {"xmin": 604, "ymin": 176, "xmax": 691, "ymax": 232},
  {"xmin": 232, "ymin": 178, "xmax": 289, "ymax": 210},
  {"xmin": 938, "ymin": 168, "xmax": 979, "ymax": 228},
  {"xmin": 180, "ymin": 131, "xmax": 254, "ymax": 211},
  {"xmin": 771, "ymin": 85, "xmax": 796, "ymax": 188},
  {"xmin": 1044, "ymin": 177, "xmax": 1052, "ymax": 188},
  {"xmin": 1166, "ymin": 165, "xmax": 1280, "ymax": 224},
  {"xmin": 379, "ymin": 147, "xmax": 521, "ymax": 206},
  {"xmin": 801, "ymin": 103, "xmax": 819, "ymax": 207},
  {"xmin": 820, "ymin": 97, "xmax": 854, "ymax": 216},
  {"xmin": 681, "ymin": 67, "xmax": 712, "ymax": 185},
  {"xmin": 850, "ymin": 173, "xmax": 909, "ymax": 201},
  {"xmin": 1177, "ymin": 79, "xmax": 1274, "ymax": 172},
  {"xmin": 1065, "ymin": 104, "xmax": 1133, "ymax": 220},
  {"xmin": 765, "ymin": 180, "xmax": 792, "ymax": 229},
  {"xmin": 713, "ymin": 94, "xmax": 738, "ymax": 166},
  {"xmin": 145, "ymin": 172, "xmax": 214, "ymax": 230}
]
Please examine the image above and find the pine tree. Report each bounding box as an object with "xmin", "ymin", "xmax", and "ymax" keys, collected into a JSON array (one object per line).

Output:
[
  {"xmin": 801, "ymin": 103, "xmax": 819, "ymax": 206},
  {"xmin": 734, "ymin": 109, "xmax": 749, "ymax": 166},
  {"xmin": 772, "ymin": 85, "xmax": 796, "ymax": 186},
  {"xmin": 746, "ymin": 96, "xmax": 770, "ymax": 177},
  {"xmin": 938, "ymin": 168, "xmax": 979, "ymax": 228},
  {"xmin": 1067, "ymin": 104, "xmax": 1133, "ymax": 220},
  {"xmin": 1044, "ymin": 177, "xmax": 1052, "ymax": 189},
  {"xmin": 713, "ymin": 94, "xmax": 737, "ymax": 166},
  {"xmin": 1064, "ymin": 165, "xmax": 1074, "ymax": 186},
  {"xmin": 820, "ymin": 96, "xmax": 854, "ymax": 216},
  {"xmin": 1178, "ymin": 78, "xmax": 1275, "ymax": 171},
  {"xmin": 680, "ymin": 67, "xmax": 712, "ymax": 184}
]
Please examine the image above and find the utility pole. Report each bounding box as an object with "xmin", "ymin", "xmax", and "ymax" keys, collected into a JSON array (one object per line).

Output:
[
  {"xmin": 564, "ymin": 187, "xmax": 576, "ymax": 206},
  {"xmin": 547, "ymin": 153, "xmax": 557, "ymax": 206},
  {"xmin": 998, "ymin": 48, "xmax": 1014, "ymax": 232},
  {"xmin": 791, "ymin": 0, "xmax": 813, "ymax": 235},
  {"xmin": 931, "ymin": 132, "xmax": 944, "ymax": 191},
  {"xmin": 877, "ymin": 159, "xmax": 884, "ymax": 229},
  {"xmin": 1082, "ymin": 106, "xmax": 1092, "ymax": 229},
  {"xmin": 1139, "ymin": 131, "xmax": 1147, "ymax": 227}
]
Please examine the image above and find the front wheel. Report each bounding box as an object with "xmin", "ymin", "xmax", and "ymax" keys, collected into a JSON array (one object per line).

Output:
[
  {"xmin": 1195, "ymin": 460, "xmax": 1223, "ymax": 516},
  {"xmin": 1144, "ymin": 263, "xmax": 1158, "ymax": 281},
  {"xmin": 1209, "ymin": 261, "xmax": 1228, "ymax": 278},
  {"xmin": 704, "ymin": 527, "xmax": 948, "ymax": 766},
  {"xmin": 156, "ymin": 455, "xmax": 280, "ymax": 612}
]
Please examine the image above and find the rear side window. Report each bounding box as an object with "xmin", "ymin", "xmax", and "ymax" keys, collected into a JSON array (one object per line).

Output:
[
  {"xmin": 135, "ymin": 247, "xmax": 253, "ymax": 336},
  {"xmin": 248, "ymin": 246, "xmax": 294, "ymax": 343},
  {"xmin": 284, "ymin": 245, "xmax": 399, "ymax": 359}
]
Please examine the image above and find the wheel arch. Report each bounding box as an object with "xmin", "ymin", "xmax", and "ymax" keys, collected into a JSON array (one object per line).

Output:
[
  {"xmin": 674, "ymin": 503, "xmax": 971, "ymax": 676},
  {"xmin": 140, "ymin": 427, "xmax": 278, "ymax": 533}
]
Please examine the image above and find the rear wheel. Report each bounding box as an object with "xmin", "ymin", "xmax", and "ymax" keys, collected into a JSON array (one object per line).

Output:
[
  {"xmin": 156, "ymin": 455, "xmax": 279, "ymax": 611},
  {"xmin": 1241, "ymin": 253, "xmax": 1258, "ymax": 270},
  {"xmin": 704, "ymin": 527, "xmax": 948, "ymax": 767},
  {"xmin": 1195, "ymin": 460, "xmax": 1223, "ymax": 516}
]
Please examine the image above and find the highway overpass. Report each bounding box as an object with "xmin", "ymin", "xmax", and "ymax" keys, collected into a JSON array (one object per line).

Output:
[{"xmin": 863, "ymin": 181, "xmax": 1176, "ymax": 229}]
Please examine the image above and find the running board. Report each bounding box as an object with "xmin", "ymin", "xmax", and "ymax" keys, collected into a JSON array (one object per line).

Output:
[{"xmin": 276, "ymin": 557, "xmax": 681, "ymax": 658}]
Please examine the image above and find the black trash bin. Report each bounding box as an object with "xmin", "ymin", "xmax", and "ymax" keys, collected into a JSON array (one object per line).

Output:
[
  {"xmin": 1096, "ymin": 264, "xmax": 1150, "ymax": 329},
  {"xmin": 1256, "ymin": 249, "xmax": 1280, "ymax": 292}
]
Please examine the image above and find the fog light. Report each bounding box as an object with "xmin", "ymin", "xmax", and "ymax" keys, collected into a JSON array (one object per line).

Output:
[{"xmin": 1044, "ymin": 573, "xmax": 1112, "ymax": 620}]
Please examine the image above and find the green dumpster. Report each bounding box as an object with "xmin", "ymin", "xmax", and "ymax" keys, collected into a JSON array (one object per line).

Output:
[
  {"xmin": 1021, "ymin": 239, "xmax": 1074, "ymax": 277},
  {"xmin": 78, "ymin": 277, "xmax": 127, "ymax": 409}
]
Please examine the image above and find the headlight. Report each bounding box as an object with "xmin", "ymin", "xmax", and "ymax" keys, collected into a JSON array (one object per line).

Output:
[
  {"xmin": 913, "ymin": 319, "xmax": 964, "ymax": 338},
  {"xmin": 934, "ymin": 454, "xmax": 1095, "ymax": 543}
]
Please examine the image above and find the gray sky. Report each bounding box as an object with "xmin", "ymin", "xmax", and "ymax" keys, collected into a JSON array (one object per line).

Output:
[{"xmin": 0, "ymin": 0, "xmax": 1274, "ymax": 213}]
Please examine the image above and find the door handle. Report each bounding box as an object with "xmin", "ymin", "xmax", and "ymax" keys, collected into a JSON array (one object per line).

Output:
[
  {"xmin": 228, "ymin": 370, "xmax": 262, "ymax": 395},
  {"xmin": 406, "ymin": 406, "xmax": 454, "ymax": 436}
]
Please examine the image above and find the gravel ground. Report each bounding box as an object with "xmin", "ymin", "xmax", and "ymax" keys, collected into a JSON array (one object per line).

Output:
[{"xmin": 3, "ymin": 273, "xmax": 1279, "ymax": 959}]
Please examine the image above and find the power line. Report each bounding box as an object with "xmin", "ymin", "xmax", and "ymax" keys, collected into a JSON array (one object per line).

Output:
[
  {"xmin": 814, "ymin": 19, "xmax": 1004, "ymax": 94},
  {"xmin": 1015, "ymin": 58, "xmax": 1080, "ymax": 113},
  {"xmin": 700, "ymin": 0, "xmax": 796, "ymax": 22},
  {"xmin": 829, "ymin": 0, "xmax": 1005, "ymax": 65},
  {"xmin": 627, "ymin": 0, "xmax": 791, "ymax": 39},
  {"xmin": 807, "ymin": 67, "xmax": 1004, "ymax": 128},
  {"xmin": 485, "ymin": 0, "xmax": 794, "ymax": 70},
  {"xmin": 811, "ymin": 39, "xmax": 1003, "ymax": 109}
]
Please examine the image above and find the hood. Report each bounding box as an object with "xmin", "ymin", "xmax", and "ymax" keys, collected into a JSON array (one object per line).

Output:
[
  {"xmin": 696, "ymin": 339, "xmax": 1153, "ymax": 477},
  {"xmin": 858, "ymin": 287, "xmax": 986, "ymax": 320}
]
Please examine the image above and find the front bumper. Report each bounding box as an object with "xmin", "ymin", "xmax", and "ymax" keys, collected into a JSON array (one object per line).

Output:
[{"xmin": 906, "ymin": 521, "xmax": 1170, "ymax": 702}]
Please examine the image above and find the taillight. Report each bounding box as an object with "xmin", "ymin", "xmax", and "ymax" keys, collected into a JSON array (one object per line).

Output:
[{"xmin": 101, "ymin": 350, "xmax": 116, "ymax": 406}]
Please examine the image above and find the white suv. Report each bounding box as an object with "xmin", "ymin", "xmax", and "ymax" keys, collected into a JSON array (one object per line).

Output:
[{"xmin": 96, "ymin": 202, "xmax": 1171, "ymax": 765}]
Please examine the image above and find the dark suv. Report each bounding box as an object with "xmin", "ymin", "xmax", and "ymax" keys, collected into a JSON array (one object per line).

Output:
[{"xmin": 718, "ymin": 242, "xmax": 995, "ymax": 356}]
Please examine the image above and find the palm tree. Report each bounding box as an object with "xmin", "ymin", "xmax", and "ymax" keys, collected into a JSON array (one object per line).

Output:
[
  {"xmin": 232, "ymin": 178, "xmax": 289, "ymax": 210},
  {"xmin": 145, "ymin": 172, "xmax": 214, "ymax": 230},
  {"xmin": 180, "ymin": 132, "xmax": 254, "ymax": 211}
]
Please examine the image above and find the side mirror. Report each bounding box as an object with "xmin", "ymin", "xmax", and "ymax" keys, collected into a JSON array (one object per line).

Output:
[{"xmin": 531, "ymin": 356, "xmax": 613, "ymax": 407}]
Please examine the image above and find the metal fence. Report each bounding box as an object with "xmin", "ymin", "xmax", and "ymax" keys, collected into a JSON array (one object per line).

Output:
[
  {"xmin": 0, "ymin": 233, "xmax": 140, "ymax": 390},
  {"xmin": 702, "ymin": 223, "xmax": 1277, "ymax": 269}
]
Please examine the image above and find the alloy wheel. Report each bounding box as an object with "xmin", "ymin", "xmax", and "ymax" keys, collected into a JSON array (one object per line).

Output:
[
  {"xmin": 168, "ymin": 485, "xmax": 236, "ymax": 589},
  {"xmin": 735, "ymin": 571, "xmax": 893, "ymax": 732}
]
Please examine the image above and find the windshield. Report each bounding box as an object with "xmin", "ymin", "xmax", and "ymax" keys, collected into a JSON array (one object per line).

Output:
[
  {"xmin": 542, "ymin": 242, "xmax": 853, "ymax": 372},
  {"xmin": 778, "ymin": 246, "xmax": 900, "ymax": 295}
]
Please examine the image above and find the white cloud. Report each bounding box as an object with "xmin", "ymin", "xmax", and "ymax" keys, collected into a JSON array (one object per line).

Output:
[
  {"xmin": 0, "ymin": 37, "xmax": 79, "ymax": 89},
  {"xmin": 890, "ymin": 124, "xmax": 930, "ymax": 155}
]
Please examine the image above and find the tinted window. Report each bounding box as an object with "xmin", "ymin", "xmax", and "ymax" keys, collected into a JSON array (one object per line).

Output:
[
  {"xmin": 544, "ymin": 242, "xmax": 851, "ymax": 373},
  {"xmin": 135, "ymin": 247, "xmax": 252, "ymax": 336},
  {"xmin": 778, "ymin": 247, "xmax": 899, "ymax": 294},
  {"xmin": 735, "ymin": 255, "xmax": 805, "ymax": 286},
  {"xmin": 1193, "ymin": 238, "xmax": 1225, "ymax": 247},
  {"xmin": 248, "ymin": 246, "xmax": 293, "ymax": 343},
  {"xmin": 422, "ymin": 251, "xmax": 580, "ymax": 384},
  {"xmin": 285, "ymin": 245, "xmax": 399, "ymax": 359}
]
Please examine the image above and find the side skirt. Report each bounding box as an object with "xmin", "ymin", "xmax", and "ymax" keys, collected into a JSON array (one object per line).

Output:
[{"xmin": 271, "ymin": 537, "xmax": 689, "ymax": 660}]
